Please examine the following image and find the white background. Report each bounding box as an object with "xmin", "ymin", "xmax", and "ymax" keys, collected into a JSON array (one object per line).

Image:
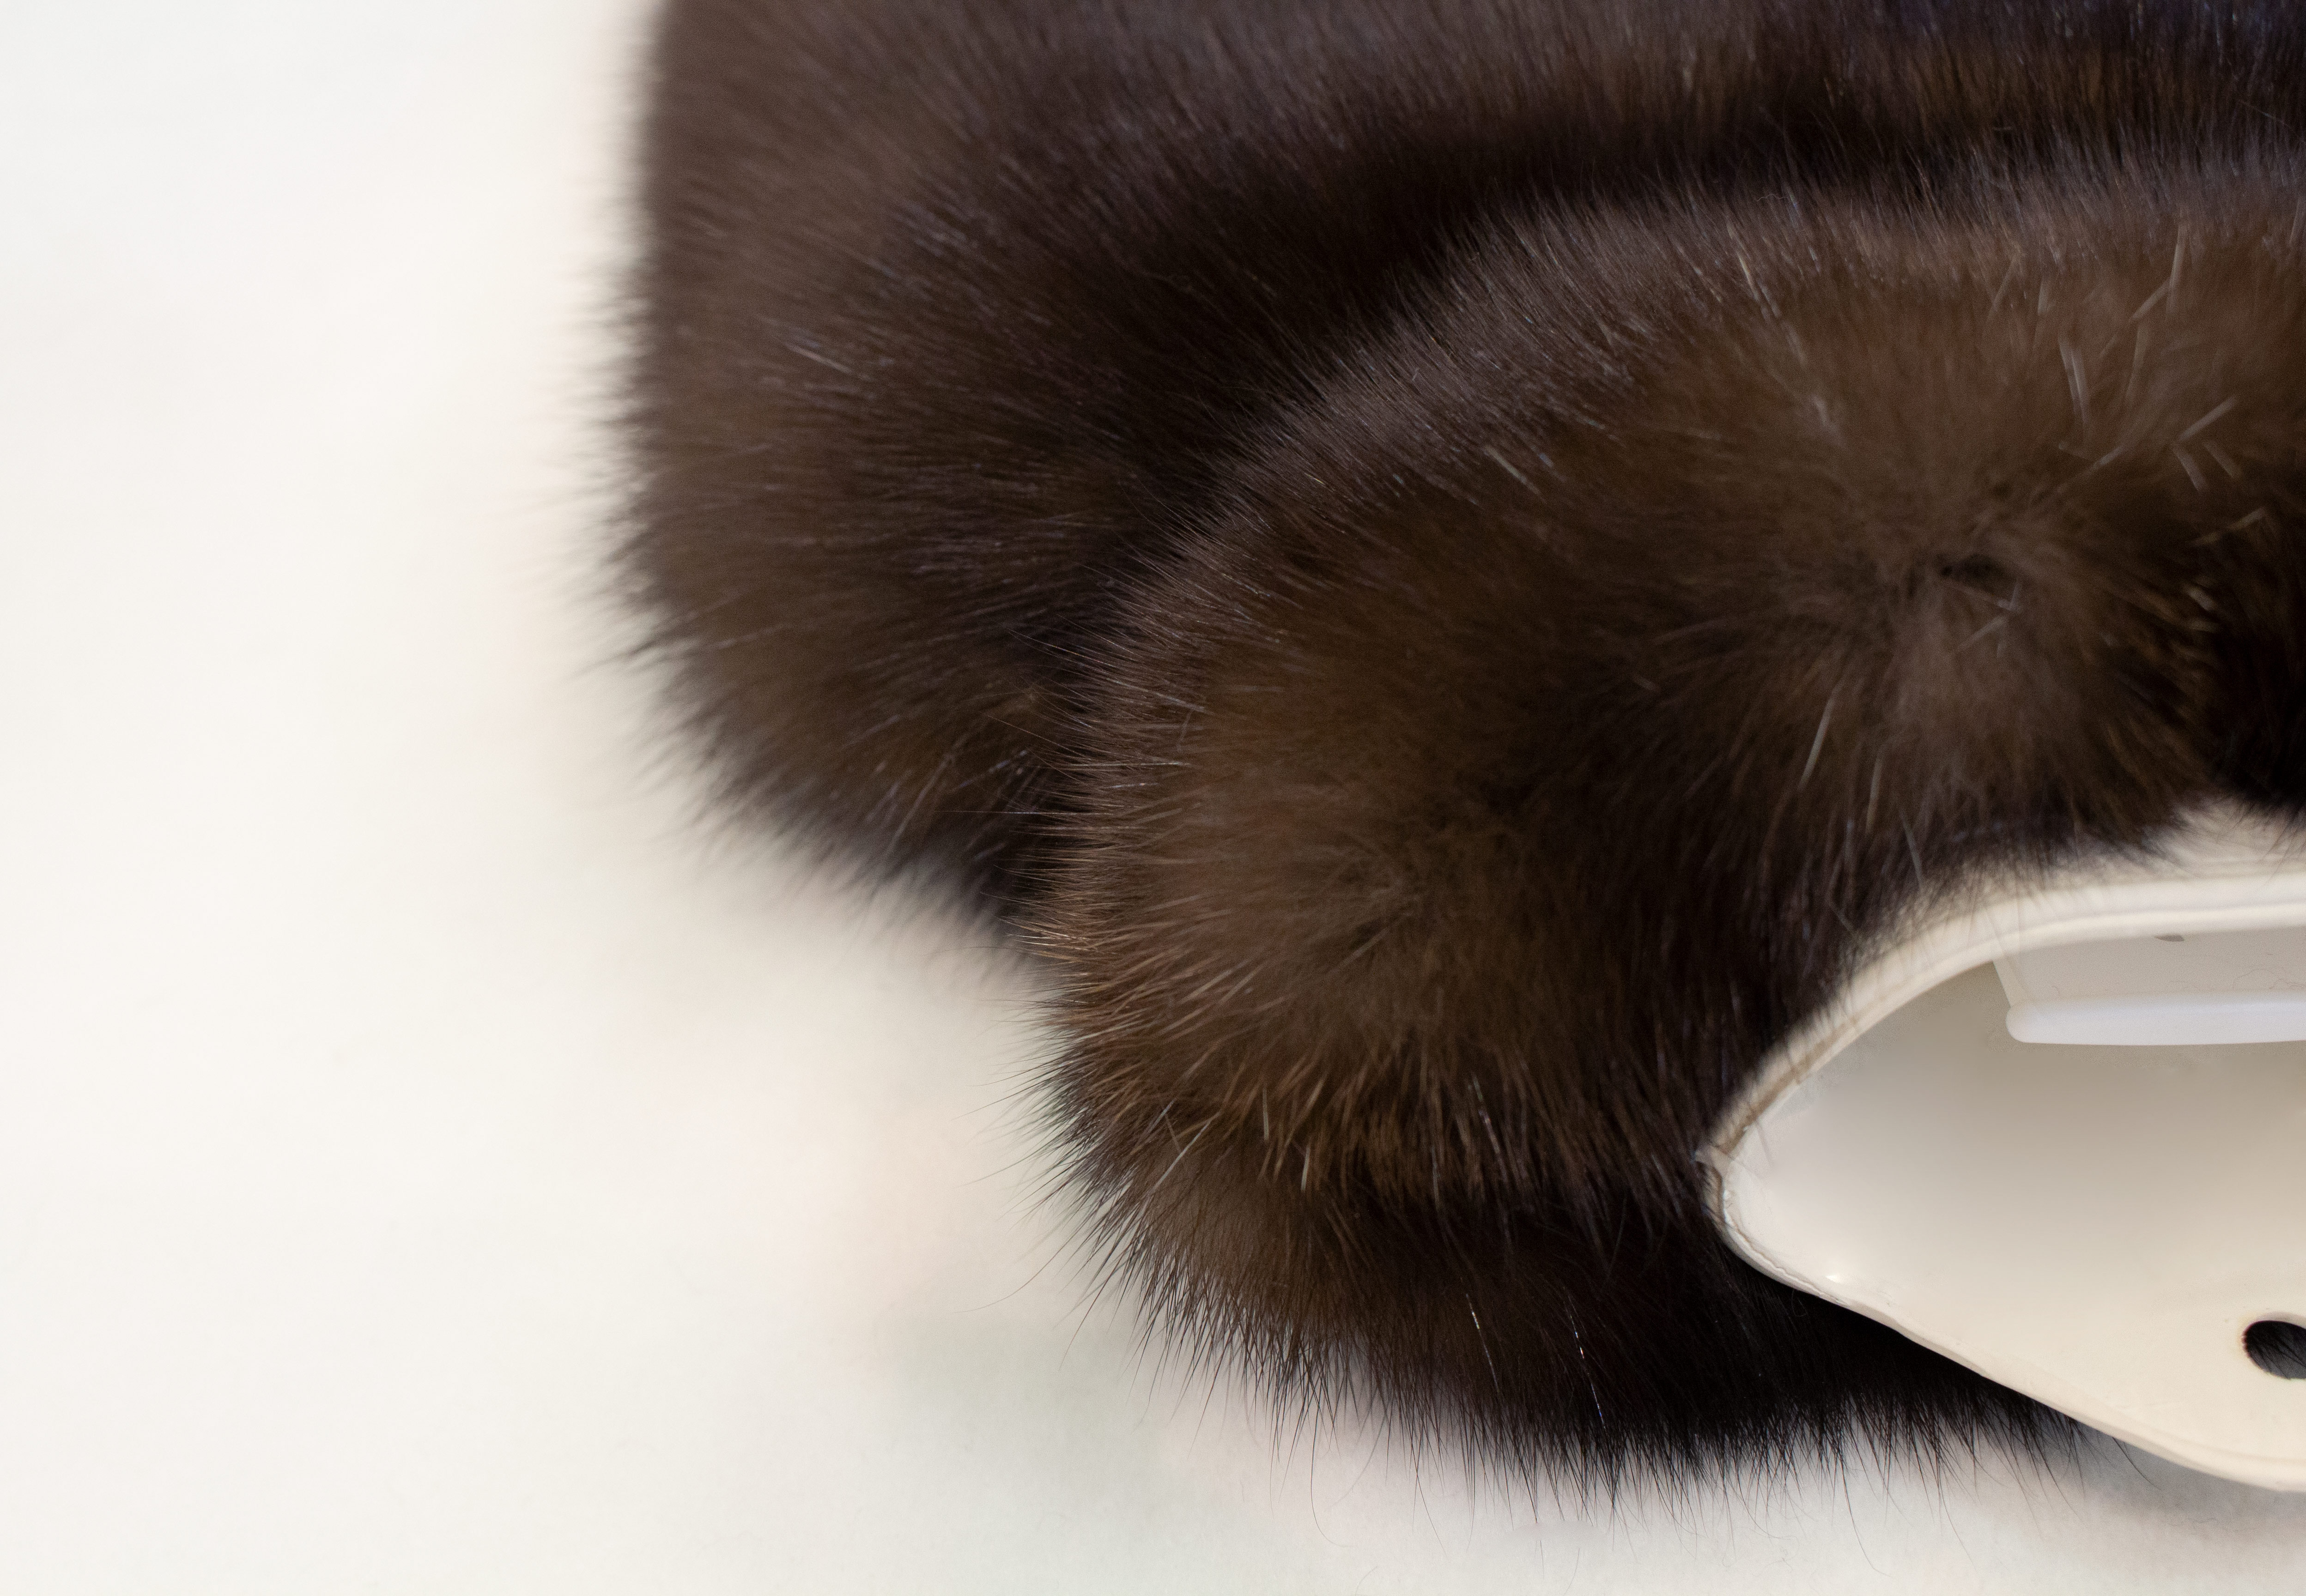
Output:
[{"xmin": 3, "ymin": 1, "xmax": 2303, "ymax": 1589}]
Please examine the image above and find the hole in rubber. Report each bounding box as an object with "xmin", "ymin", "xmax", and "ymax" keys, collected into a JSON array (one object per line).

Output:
[{"xmin": 2244, "ymin": 1319, "xmax": 2306, "ymax": 1379}]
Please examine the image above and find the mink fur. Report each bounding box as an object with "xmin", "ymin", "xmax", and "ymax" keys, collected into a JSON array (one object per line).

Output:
[{"xmin": 625, "ymin": 0, "xmax": 2306, "ymax": 1488}]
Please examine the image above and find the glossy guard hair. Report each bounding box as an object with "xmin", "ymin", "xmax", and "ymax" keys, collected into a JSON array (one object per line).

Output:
[{"xmin": 624, "ymin": 0, "xmax": 2306, "ymax": 1490}]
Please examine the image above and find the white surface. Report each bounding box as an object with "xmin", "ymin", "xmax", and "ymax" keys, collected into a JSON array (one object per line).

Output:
[
  {"xmin": 7, "ymin": 1, "xmax": 2306, "ymax": 1589},
  {"xmin": 1997, "ymin": 926, "xmax": 2306, "ymax": 1046}
]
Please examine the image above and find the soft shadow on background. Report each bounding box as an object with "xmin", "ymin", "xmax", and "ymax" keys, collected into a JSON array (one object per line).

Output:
[{"xmin": 4, "ymin": 2, "xmax": 2305, "ymax": 1589}]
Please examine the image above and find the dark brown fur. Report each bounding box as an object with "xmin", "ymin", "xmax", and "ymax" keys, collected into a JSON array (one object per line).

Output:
[{"xmin": 625, "ymin": 0, "xmax": 2306, "ymax": 1488}]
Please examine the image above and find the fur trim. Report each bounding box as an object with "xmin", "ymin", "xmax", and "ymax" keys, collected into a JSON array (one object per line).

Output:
[{"xmin": 625, "ymin": 0, "xmax": 2306, "ymax": 1487}]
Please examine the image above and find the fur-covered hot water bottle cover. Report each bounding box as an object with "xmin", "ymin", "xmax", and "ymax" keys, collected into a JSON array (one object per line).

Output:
[{"xmin": 624, "ymin": 0, "xmax": 2306, "ymax": 1486}]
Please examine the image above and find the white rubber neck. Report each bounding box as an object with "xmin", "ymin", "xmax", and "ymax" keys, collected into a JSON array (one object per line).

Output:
[{"xmin": 1703, "ymin": 804, "xmax": 2306, "ymax": 1490}]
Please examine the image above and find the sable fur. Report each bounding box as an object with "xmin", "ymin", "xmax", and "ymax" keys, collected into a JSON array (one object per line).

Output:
[{"xmin": 625, "ymin": 0, "xmax": 2306, "ymax": 1488}]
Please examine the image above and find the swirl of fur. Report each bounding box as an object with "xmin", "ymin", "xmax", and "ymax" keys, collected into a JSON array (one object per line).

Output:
[{"xmin": 626, "ymin": 0, "xmax": 2306, "ymax": 1487}]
